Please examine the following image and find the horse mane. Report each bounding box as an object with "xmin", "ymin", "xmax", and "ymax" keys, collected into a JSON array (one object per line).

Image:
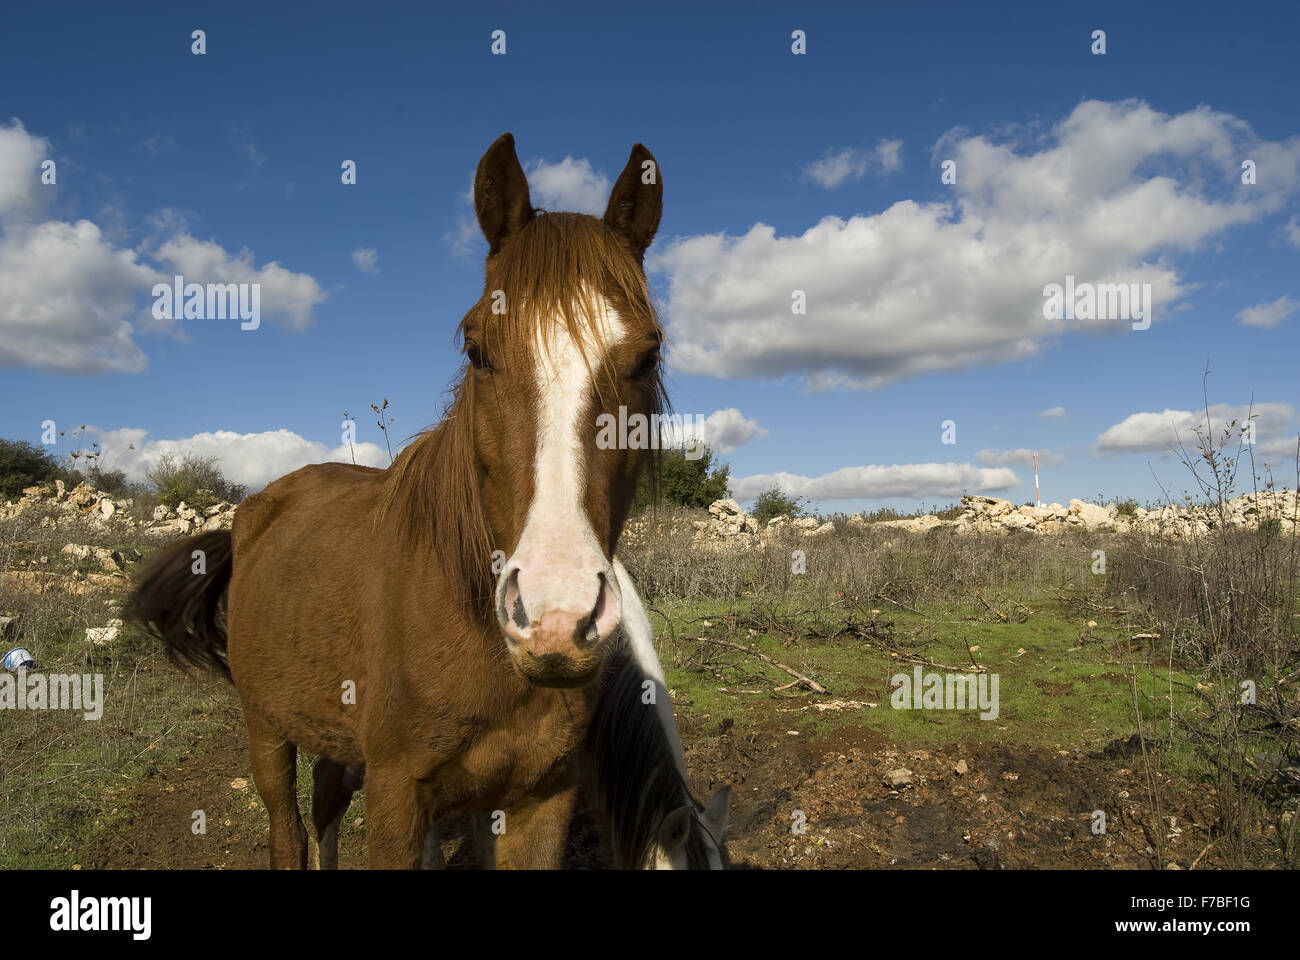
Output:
[
  {"xmin": 377, "ymin": 211, "xmax": 667, "ymax": 621},
  {"xmin": 378, "ymin": 380, "xmax": 495, "ymax": 619},
  {"xmin": 583, "ymin": 643, "xmax": 715, "ymax": 869}
]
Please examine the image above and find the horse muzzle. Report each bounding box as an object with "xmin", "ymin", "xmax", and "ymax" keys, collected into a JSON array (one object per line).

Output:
[{"xmin": 496, "ymin": 564, "xmax": 621, "ymax": 688}]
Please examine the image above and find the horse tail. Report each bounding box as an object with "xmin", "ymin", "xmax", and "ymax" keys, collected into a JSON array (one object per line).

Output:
[{"xmin": 124, "ymin": 530, "xmax": 234, "ymax": 681}]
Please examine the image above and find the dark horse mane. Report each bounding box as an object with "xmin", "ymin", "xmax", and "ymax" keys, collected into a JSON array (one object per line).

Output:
[
  {"xmin": 377, "ymin": 378, "xmax": 495, "ymax": 619},
  {"xmin": 583, "ymin": 643, "xmax": 721, "ymax": 868},
  {"xmin": 378, "ymin": 212, "xmax": 667, "ymax": 622}
]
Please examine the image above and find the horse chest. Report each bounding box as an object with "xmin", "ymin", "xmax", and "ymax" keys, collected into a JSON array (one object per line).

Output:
[{"xmin": 414, "ymin": 693, "xmax": 588, "ymax": 802}]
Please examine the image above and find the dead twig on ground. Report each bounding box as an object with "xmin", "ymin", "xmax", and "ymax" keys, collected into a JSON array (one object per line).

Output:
[
  {"xmin": 690, "ymin": 636, "xmax": 828, "ymax": 694},
  {"xmin": 892, "ymin": 653, "xmax": 987, "ymax": 674},
  {"xmin": 879, "ymin": 593, "xmax": 926, "ymax": 617}
]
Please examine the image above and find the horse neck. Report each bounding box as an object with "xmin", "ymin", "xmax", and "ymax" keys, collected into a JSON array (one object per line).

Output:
[{"xmin": 383, "ymin": 398, "xmax": 496, "ymax": 628}]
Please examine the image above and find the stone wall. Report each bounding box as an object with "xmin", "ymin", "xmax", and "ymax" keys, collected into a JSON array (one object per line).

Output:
[
  {"xmin": 1, "ymin": 480, "xmax": 238, "ymax": 537},
  {"xmin": 873, "ymin": 491, "xmax": 1298, "ymax": 538},
  {"xmin": 629, "ymin": 491, "xmax": 1299, "ymax": 549}
]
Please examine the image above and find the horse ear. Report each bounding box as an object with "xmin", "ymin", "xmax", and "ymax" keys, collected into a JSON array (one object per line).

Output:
[
  {"xmin": 474, "ymin": 132, "xmax": 534, "ymax": 255},
  {"xmin": 658, "ymin": 804, "xmax": 692, "ymax": 850},
  {"xmin": 703, "ymin": 785, "xmax": 730, "ymax": 838},
  {"xmin": 603, "ymin": 143, "xmax": 663, "ymax": 258}
]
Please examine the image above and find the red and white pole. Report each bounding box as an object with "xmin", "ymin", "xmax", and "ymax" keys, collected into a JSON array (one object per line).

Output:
[{"xmin": 1033, "ymin": 452, "xmax": 1040, "ymax": 506}]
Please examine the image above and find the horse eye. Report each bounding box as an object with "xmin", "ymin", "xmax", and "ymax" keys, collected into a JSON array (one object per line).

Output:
[
  {"xmin": 466, "ymin": 340, "xmax": 491, "ymax": 371},
  {"xmin": 633, "ymin": 351, "xmax": 660, "ymax": 379}
]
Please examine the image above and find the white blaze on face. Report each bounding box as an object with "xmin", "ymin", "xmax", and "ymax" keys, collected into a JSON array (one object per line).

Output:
[{"xmin": 498, "ymin": 292, "xmax": 625, "ymax": 645}]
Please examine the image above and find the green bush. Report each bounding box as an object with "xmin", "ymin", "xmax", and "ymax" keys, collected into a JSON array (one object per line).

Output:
[
  {"xmin": 80, "ymin": 466, "xmax": 131, "ymax": 497},
  {"xmin": 750, "ymin": 485, "xmax": 805, "ymax": 524},
  {"xmin": 0, "ymin": 438, "xmax": 69, "ymax": 500},
  {"xmin": 633, "ymin": 444, "xmax": 731, "ymax": 511},
  {"xmin": 146, "ymin": 452, "xmax": 246, "ymax": 511}
]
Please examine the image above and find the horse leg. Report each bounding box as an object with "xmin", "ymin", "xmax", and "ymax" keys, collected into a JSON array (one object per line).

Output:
[
  {"xmin": 418, "ymin": 811, "xmax": 497, "ymax": 869},
  {"xmin": 421, "ymin": 818, "xmax": 449, "ymax": 868},
  {"xmin": 472, "ymin": 810, "xmax": 498, "ymax": 868},
  {"xmin": 362, "ymin": 765, "xmax": 428, "ymax": 869},
  {"xmin": 245, "ymin": 709, "xmax": 307, "ymax": 869},
  {"xmin": 311, "ymin": 757, "xmax": 355, "ymax": 870},
  {"xmin": 493, "ymin": 775, "xmax": 577, "ymax": 870}
]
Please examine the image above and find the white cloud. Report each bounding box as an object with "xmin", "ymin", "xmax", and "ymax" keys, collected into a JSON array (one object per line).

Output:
[
  {"xmin": 1037, "ymin": 406, "xmax": 1067, "ymax": 419},
  {"xmin": 524, "ymin": 156, "xmax": 610, "ymax": 214},
  {"xmin": 876, "ymin": 139, "xmax": 903, "ymax": 174},
  {"xmin": 654, "ymin": 100, "xmax": 1300, "ymax": 389},
  {"xmin": 351, "ymin": 247, "xmax": 379, "ymax": 274},
  {"xmin": 143, "ymin": 207, "xmax": 192, "ymax": 238},
  {"xmin": 152, "ymin": 234, "xmax": 326, "ymax": 331},
  {"xmin": 0, "ymin": 118, "xmax": 51, "ymax": 219},
  {"xmin": 804, "ymin": 148, "xmax": 867, "ymax": 189},
  {"xmin": 233, "ymin": 128, "xmax": 266, "ymax": 169},
  {"xmin": 731, "ymin": 462, "xmax": 1021, "ymax": 501},
  {"xmin": 1258, "ymin": 434, "xmax": 1299, "ymax": 460},
  {"xmin": 1095, "ymin": 402, "xmax": 1296, "ymax": 454},
  {"xmin": 803, "ymin": 139, "xmax": 903, "ymax": 188},
  {"xmin": 976, "ymin": 448, "xmax": 1064, "ymax": 467},
  {"xmin": 1285, "ymin": 215, "xmax": 1300, "ymax": 248},
  {"xmin": 1236, "ymin": 295, "xmax": 1296, "ymax": 328},
  {"xmin": 0, "ymin": 119, "xmax": 328, "ymax": 373},
  {"xmin": 138, "ymin": 133, "xmax": 176, "ymax": 156},
  {"xmin": 84, "ymin": 426, "xmax": 390, "ymax": 493},
  {"xmin": 678, "ymin": 408, "xmax": 767, "ymax": 453},
  {"xmin": 445, "ymin": 215, "xmax": 480, "ymax": 257},
  {"xmin": 0, "ymin": 220, "xmax": 158, "ymax": 374}
]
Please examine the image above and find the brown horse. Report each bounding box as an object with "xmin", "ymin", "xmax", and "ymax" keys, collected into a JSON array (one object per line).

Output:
[
  {"xmin": 309, "ymin": 557, "xmax": 730, "ymax": 869},
  {"xmin": 127, "ymin": 132, "xmax": 679, "ymax": 869}
]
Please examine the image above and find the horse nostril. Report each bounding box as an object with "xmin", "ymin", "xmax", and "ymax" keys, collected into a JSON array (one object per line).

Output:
[
  {"xmin": 575, "ymin": 572, "xmax": 610, "ymax": 650},
  {"xmin": 506, "ymin": 567, "xmax": 529, "ymax": 629}
]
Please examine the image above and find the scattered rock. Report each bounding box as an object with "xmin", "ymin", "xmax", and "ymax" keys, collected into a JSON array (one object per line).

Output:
[
  {"xmin": 85, "ymin": 619, "xmax": 124, "ymax": 646},
  {"xmin": 2, "ymin": 483, "xmax": 238, "ymax": 534},
  {"xmin": 884, "ymin": 768, "xmax": 915, "ymax": 789},
  {"xmin": 804, "ymin": 699, "xmax": 878, "ymax": 712},
  {"xmin": 708, "ymin": 498, "xmax": 741, "ymax": 518}
]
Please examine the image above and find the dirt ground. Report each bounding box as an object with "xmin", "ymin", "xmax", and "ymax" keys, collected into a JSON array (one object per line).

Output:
[
  {"xmin": 82, "ymin": 708, "xmax": 1221, "ymax": 870},
  {"xmin": 678, "ymin": 714, "xmax": 1221, "ymax": 869}
]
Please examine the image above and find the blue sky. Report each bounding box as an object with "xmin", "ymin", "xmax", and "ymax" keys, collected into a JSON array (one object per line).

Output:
[{"xmin": 2, "ymin": 0, "xmax": 1298, "ymax": 513}]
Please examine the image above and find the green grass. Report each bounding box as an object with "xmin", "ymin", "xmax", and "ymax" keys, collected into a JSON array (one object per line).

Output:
[
  {"xmin": 0, "ymin": 619, "xmax": 239, "ymax": 868},
  {"xmin": 649, "ymin": 589, "xmax": 1200, "ymax": 756}
]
